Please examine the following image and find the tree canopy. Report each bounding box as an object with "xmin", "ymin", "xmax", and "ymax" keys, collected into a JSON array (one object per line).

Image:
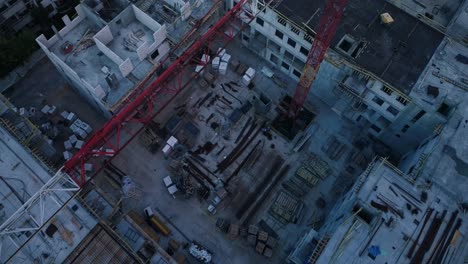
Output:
[{"xmin": 0, "ymin": 31, "xmax": 38, "ymax": 78}]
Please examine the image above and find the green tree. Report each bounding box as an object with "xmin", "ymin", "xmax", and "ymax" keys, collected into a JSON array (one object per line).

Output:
[
  {"xmin": 30, "ymin": 5, "xmax": 50, "ymax": 29},
  {"xmin": 0, "ymin": 31, "xmax": 38, "ymax": 77}
]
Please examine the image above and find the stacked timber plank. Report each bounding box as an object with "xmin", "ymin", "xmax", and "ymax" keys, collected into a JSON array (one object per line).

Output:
[
  {"xmin": 269, "ymin": 191, "xmax": 304, "ymax": 224},
  {"xmin": 248, "ymin": 225, "xmax": 277, "ymax": 258},
  {"xmin": 282, "ymin": 153, "xmax": 331, "ymax": 197},
  {"xmin": 215, "ymin": 220, "xmax": 278, "ymax": 258}
]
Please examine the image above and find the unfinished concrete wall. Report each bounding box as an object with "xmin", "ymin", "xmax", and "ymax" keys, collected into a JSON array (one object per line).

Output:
[
  {"xmin": 35, "ymin": 5, "xmax": 112, "ymax": 118},
  {"xmin": 94, "ymin": 36, "xmax": 124, "ymax": 65},
  {"xmin": 132, "ymin": 4, "xmax": 167, "ymax": 60},
  {"xmin": 132, "ymin": 5, "xmax": 159, "ymax": 31},
  {"xmin": 136, "ymin": 42, "xmax": 150, "ymax": 61},
  {"xmin": 152, "ymin": 25, "xmax": 167, "ymax": 49},
  {"xmin": 150, "ymin": 42, "xmax": 171, "ymax": 63},
  {"xmin": 135, "ymin": 39, "xmax": 170, "ymax": 62},
  {"xmin": 35, "ymin": 5, "xmax": 88, "ymax": 49},
  {"xmin": 119, "ymin": 58, "xmax": 134, "ymax": 77},
  {"xmin": 94, "ymin": 25, "xmax": 113, "ymax": 45},
  {"xmin": 94, "ymin": 26, "xmax": 134, "ymax": 77},
  {"xmin": 45, "ymin": 49, "xmax": 111, "ymax": 117},
  {"xmin": 249, "ymin": 9, "xmax": 315, "ymax": 82},
  {"xmin": 111, "ymin": 5, "xmax": 134, "ymax": 27},
  {"xmin": 57, "ymin": 6, "xmax": 87, "ymax": 37}
]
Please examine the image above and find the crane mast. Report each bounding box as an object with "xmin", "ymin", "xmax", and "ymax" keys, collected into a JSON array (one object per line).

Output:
[{"xmin": 289, "ymin": 0, "xmax": 347, "ymax": 118}]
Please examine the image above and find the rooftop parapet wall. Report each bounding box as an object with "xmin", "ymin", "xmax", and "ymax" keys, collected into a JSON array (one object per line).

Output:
[
  {"xmin": 132, "ymin": 5, "xmax": 168, "ymax": 59},
  {"xmin": 36, "ymin": 5, "xmax": 87, "ymax": 49},
  {"xmin": 93, "ymin": 25, "xmax": 133, "ymax": 77},
  {"xmin": 93, "ymin": 5, "xmax": 168, "ymax": 76}
]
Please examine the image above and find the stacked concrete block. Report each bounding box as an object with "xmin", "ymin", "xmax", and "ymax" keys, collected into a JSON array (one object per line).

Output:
[
  {"xmin": 40, "ymin": 105, "xmax": 55, "ymax": 115},
  {"xmin": 230, "ymin": 59, "xmax": 240, "ymax": 70},
  {"xmin": 75, "ymin": 119, "xmax": 92, "ymax": 134},
  {"xmin": 212, "ymin": 57, "xmax": 220, "ymax": 72},
  {"xmin": 63, "ymin": 151, "xmax": 72, "ymax": 160},
  {"xmin": 75, "ymin": 140, "xmax": 84, "ymax": 149},
  {"xmin": 195, "ymin": 54, "xmax": 211, "ymax": 75},
  {"xmin": 217, "ymin": 48, "xmax": 226, "ymax": 57},
  {"xmin": 246, "ymin": 67, "xmax": 256, "ymax": 79},
  {"xmin": 48, "ymin": 105, "xmax": 57, "ymax": 114},
  {"xmin": 70, "ymin": 119, "xmax": 92, "ymax": 139},
  {"xmin": 162, "ymin": 136, "xmax": 179, "ymax": 158},
  {"xmin": 66, "ymin": 112, "xmax": 77, "ymax": 124},
  {"xmin": 242, "ymin": 67, "xmax": 256, "ymax": 86},
  {"xmin": 221, "ymin": 53, "xmax": 231, "ymax": 64},
  {"xmin": 84, "ymin": 163, "xmax": 93, "ymax": 172},
  {"xmin": 195, "ymin": 65, "xmax": 204, "ymax": 75},
  {"xmin": 219, "ymin": 62, "xmax": 228, "ymax": 75},
  {"xmin": 201, "ymin": 54, "xmax": 210, "ymax": 64},
  {"xmin": 64, "ymin": 140, "xmax": 73, "ymax": 150},
  {"xmin": 61, "ymin": 111, "xmax": 69, "ymax": 119},
  {"xmin": 69, "ymin": 134, "xmax": 78, "ymax": 144},
  {"xmin": 242, "ymin": 75, "xmax": 251, "ymax": 86},
  {"xmin": 41, "ymin": 105, "xmax": 51, "ymax": 114},
  {"xmin": 162, "ymin": 144, "xmax": 172, "ymax": 158},
  {"xmin": 167, "ymin": 136, "xmax": 178, "ymax": 147},
  {"xmin": 204, "ymin": 72, "xmax": 215, "ymax": 84}
]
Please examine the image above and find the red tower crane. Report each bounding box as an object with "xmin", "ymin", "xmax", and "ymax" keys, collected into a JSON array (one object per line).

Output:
[
  {"xmin": 62, "ymin": 0, "xmax": 258, "ymax": 186},
  {"xmin": 289, "ymin": 0, "xmax": 347, "ymax": 118}
]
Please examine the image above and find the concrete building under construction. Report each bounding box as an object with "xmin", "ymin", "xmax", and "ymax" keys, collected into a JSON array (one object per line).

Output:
[{"xmin": 0, "ymin": 0, "xmax": 467, "ymax": 263}]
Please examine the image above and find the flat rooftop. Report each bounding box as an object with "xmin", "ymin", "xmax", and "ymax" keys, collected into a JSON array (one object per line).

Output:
[
  {"xmin": 0, "ymin": 127, "xmax": 97, "ymax": 262},
  {"xmin": 0, "ymin": 127, "xmax": 51, "ymax": 227},
  {"xmin": 316, "ymin": 158, "xmax": 467, "ymax": 264},
  {"xmin": 276, "ymin": 0, "xmax": 444, "ymax": 94},
  {"xmin": 387, "ymin": 0, "xmax": 464, "ymax": 27}
]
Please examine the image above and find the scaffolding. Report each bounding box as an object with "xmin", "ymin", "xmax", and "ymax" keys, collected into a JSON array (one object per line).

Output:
[
  {"xmin": 0, "ymin": 0, "xmax": 267, "ymax": 261},
  {"xmin": 0, "ymin": 169, "xmax": 81, "ymax": 261},
  {"xmin": 0, "ymin": 95, "xmax": 58, "ymax": 173}
]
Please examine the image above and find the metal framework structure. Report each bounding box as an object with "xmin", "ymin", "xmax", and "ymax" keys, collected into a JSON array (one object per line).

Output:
[
  {"xmin": 0, "ymin": 0, "xmax": 273, "ymax": 260},
  {"xmin": 288, "ymin": 0, "xmax": 347, "ymax": 118},
  {"xmin": 63, "ymin": 0, "xmax": 259, "ymax": 187},
  {"xmin": 0, "ymin": 169, "xmax": 81, "ymax": 261}
]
